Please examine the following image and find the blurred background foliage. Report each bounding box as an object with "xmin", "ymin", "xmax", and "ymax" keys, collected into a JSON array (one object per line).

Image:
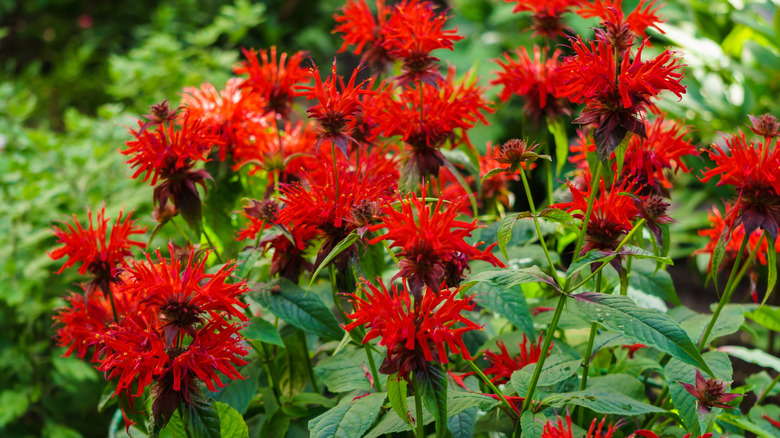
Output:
[{"xmin": 0, "ymin": 0, "xmax": 778, "ymax": 436}]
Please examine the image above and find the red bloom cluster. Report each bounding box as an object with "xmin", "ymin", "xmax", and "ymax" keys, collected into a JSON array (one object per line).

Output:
[
  {"xmin": 696, "ymin": 206, "xmax": 780, "ymax": 270},
  {"xmin": 483, "ymin": 334, "xmax": 551, "ymax": 384},
  {"xmin": 492, "ymin": 47, "xmax": 569, "ymax": 121},
  {"xmin": 344, "ymin": 279, "xmax": 481, "ymax": 378},
  {"xmin": 700, "ymin": 130, "xmax": 780, "ymax": 239},
  {"xmin": 679, "ymin": 369, "xmax": 742, "ymax": 414},
  {"xmin": 333, "ymin": 0, "xmax": 393, "ymax": 70},
  {"xmin": 505, "ymin": 0, "xmax": 583, "ymax": 38},
  {"xmin": 49, "ymin": 207, "xmax": 146, "ymax": 294},
  {"xmin": 542, "ymin": 415, "xmax": 620, "ymax": 438},
  {"xmin": 234, "ymin": 46, "xmax": 309, "ymax": 118},
  {"xmin": 370, "ymin": 191, "xmax": 504, "ymax": 297},
  {"xmin": 577, "ymin": 0, "xmax": 664, "ymax": 48}
]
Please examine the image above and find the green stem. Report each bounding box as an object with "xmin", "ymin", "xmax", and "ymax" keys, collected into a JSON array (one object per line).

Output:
[
  {"xmin": 757, "ymin": 371, "xmax": 780, "ymax": 405},
  {"xmin": 412, "ymin": 373, "xmax": 425, "ymax": 438},
  {"xmin": 258, "ymin": 342, "xmax": 282, "ymax": 405},
  {"xmin": 365, "ymin": 345, "xmax": 382, "ymax": 392},
  {"xmin": 518, "ymin": 167, "xmax": 560, "ymax": 286},
  {"xmin": 520, "ymin": 292, "xmax": 567, "ymax": 414},
  {"xmin": 570, "ymin": 219, "xmax": 646, "ymax": 292},
  {"xmin": 329, "ymin": 264, "xmax": 349, "ymax": 324},
  {"xmin": 577, "ymin": 271, "xmax": 603, "ymax": 422},
  {"xmin": 200, "ymin": 224, "xmax": 224, "ymax": 263},
  {"xmin": 545, "ymin": 145, "xmax": 554, "ymax": 206},
  {"xmin": 466, "ymin": 359, "xmax": 514, "ymax": 414},
  {"xmin": 171, "ymin": 217, "xmax": 192, "ymax": 242},
  {"xmin": 698, "ymin": 233, "xmax": 750, "ymax": 351},
  {"xmin": 620, "ymin": 256, "xmax": 632, "ymax": 296},
  {"xmin": 299, "ymin": 330, "xmax": 320, "ymax": 394},
  {"xmin": 570, "ymin": 161, "xmax": 603, "ymax": 270},
  {"xmin": 641, "ymin": 387, "xmax": 670, "ymax": 430}
]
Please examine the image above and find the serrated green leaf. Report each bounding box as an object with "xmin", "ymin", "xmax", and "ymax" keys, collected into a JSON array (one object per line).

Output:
[
  {"xmin": 242, "ymin": 317, "xmax": 284, "ymax": 347},
  {"xmin": 470, "ymin": 281, "xmax": 535, "ymax": 338},
  {"xmin": 665, "ymin": 351, "xmax": 733, "ymax": 435},
  {"xmin": 315, "ymin": 349, "xmax": 387, "ymax": 394},
  {"xmin": 253, "ymin": 278, "xmax": 343, "ymax": 341},
  {"xmin": 679, "ymin": 305, "xmax": 744, "ymax": 346},
  {"xmin": 572, "ymin": 292, "xmax": 712, "ymax": 375},
  {"xmin": 520, "ymin": 410, "xmax": 546, "ymax": 438},
  {"xmin": 181, "ymin": 395, "xmax": 221, "ymax": 438},
  {"xmin": 548, "ymin": 388, "xmax": 665, "ymax": 416},
  {"xmin": 387, "ymin": 374, "xmax": 411, "ymax": 426},
  {"xmin": 164, "ymin": 409, "xmax": 187, "ymax": 438},
  {"xmin": 210, "ymin": 359, "xmax": 261, "ymax": 415},
  {"xmin": 745, "ymin": 305, "xmax": 780, "ymax": 331},
  {"xmin": 566, "ymin": 250, "xmax": 615, "ymax": 280},
  {"xmin": 497, "ymin": 214, "xmax": 519, "ymax": 259},
  {"xmin": 309, "ymin": 392, "xmax": 386, "ymax": 438},
  {"xmin": 718, "ymin": 345, "xmax": 780, "ymax": 369},
  {"xmin": 308, "ymin": 232, "xmax": 359, "ymax": 290},
  {"xmin": 418, "ymin": 364, "xmax": 448, "ymax": 438},
  {"xmin": 629, "ymin": 260, "xmax": 680, "ymax": 305},
  {"xmin": 511, "ymin": 355, "xmax": 580, "ymax": 397},
  {"xmin": 215, "ymin": 402, "xmax": 249, "ymax": 438},
  {"xmin": 447, "ymin": 406, "xmax": 478, "ymax": 438}
]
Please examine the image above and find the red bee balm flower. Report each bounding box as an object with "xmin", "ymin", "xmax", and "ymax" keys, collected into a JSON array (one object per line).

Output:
[
  {"xmin": 542, "ymin": 414, "xmax": 621, "ymax": 438},
  {"xmin": 333, "ymin": 0, "xmax": 393, "ymax": 70},
  {"xmin": 679, "ymin": 369, "xmax": 742, "ymax": 414},
  {"xmin": 483, "ymin": 334, "xmax": 551, "ymax": 384},
  {"xmin": 505, "ymin": 0, "xmax": 583, "ymax": 38},
  {"xmin": 234, "ymin": 47, "xmax": 309, "ymax": 118},
  {"xmin": 344, "ymin": 280, "xmax": 481, "ymax": 378},
  {"xmin": 49, "ymin": 207, "xmax": 146, "ymax": 293},
  {"xmin": 700, "ymin": 130, "xmax": 780, "ymax": 239},
  {"xmin": 381, "ymin": 0, "xmax": 464, "ymax": 85},
  {"xmin": 370, "ymin": 192, "xmax": 504, "ymax": 298}
]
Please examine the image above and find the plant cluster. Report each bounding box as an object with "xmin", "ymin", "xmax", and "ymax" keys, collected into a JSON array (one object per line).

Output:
[{"xmin": 43, "ymin": 0, "xmax": 780, "ymax": 437}]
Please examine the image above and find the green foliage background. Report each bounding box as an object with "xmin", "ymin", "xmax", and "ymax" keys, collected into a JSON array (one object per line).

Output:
[{"xmin": 1, "ymin": 0, "xmax": 778, "ymax": 436}]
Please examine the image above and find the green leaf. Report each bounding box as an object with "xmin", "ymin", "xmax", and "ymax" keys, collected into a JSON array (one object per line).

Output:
[
  {"xmin": 291, "ymin": 392, "xmax": 337, "ymax": 409},
  {"xmin": 679, "ymin": 305, "xmax": 744, "ymax": 345},
  {"xmin": 745, "ymin": 305, "xmax": 780, "ymax": 331},
  {"xmin": 665, "ymin": 351, "xmax": 732, "ymax": 436},
  {"xmin": 539, "ymin": 208, "xmax": 575, "ymax": 228},
  {"xmin": 511, "ymin": 355, "xmax": 580, "ymax": 397},
  {"xmin": 242, "ymin": 317, "xmax": 284, "ymax": 348},
  {"xmin": 497, "ymin": 214, "xmax": 519, "ymax": 259},
  {"xmin": 387, "ymin": 374, "xmax": 411, "ymax": 426},
  {"xmin": 164, "ymin": 409, "xmax": 187, "ymax": 438},
  {"xmin": 315, "ymin": 349, "xmax": 386, "ymax": 394},
  {"xmin": 710, "ymin": 230, "xmax": 728, "ymax": 285},
  {"xmin": 764, "ymin": 232, "xmax": 776, "ymax": 306},
  {"xmin": 746, "ymin": 371, "xmax": 780, "ymax": 399},
  {"xmin": 447, "ymin": 406, "xmax": 478, "ymax": 438},
  {"xmin": 210, "ymin": 359, "xmax": 261, "ymax": 415},
  {"xmin": 215, "ymin": 402, "xmax": 249, "ymax": 438},
  {"xmin": 629, "ymin": 260, "xmax": 680, "ymax": 305},
  {"xmin": 181, "ymin": 395, "xmax": 221, "ymax": 438},
  {"xmin": 418, "ymin": 364, "xmax": 448, "ymax": 438},
  {"xmin": 717, "ymin": 345, "xmax": 780, "ymax": 369},
  {"xmin": 0, "ymin": 390, "xmax": 29, "ymax": 428},
  {"xmin": 548, "ymin": 388, "xmax": 666, "ymax": 416},
  {"xmin": 520, "ymin": 410, "xmax": 546, "ymax": 438},
  {"xmin": 467, "ymin": 266, "xmax": 558, "ymax": 290},
  {"xmin": 720, "ymin": 412, "xmax": 776, "ymax": 438},
  {"xmin": 548, "ymin": 117, "xmax": 568, "ymax": 176},
  {"xmin": 237, "ymin": 246, "xmax": 265, "ymax": 281},
  {"xmin": 308, "ymin": 232, "xmax": 360, "ymax": 290},
  {"xmin": 253, "ymin": 278, "xmax": 343, "ymax": 341},
  {"xmin": 749, "ymin": 404, "xmax": 780, "ymax": 438},
  {"xmin": 260, "ymin": 410, "xmax": 290, "ymax": 438},
  {"xmin": 442, "ymin": 157, "xmax": 479, "ymax": 216},
  {"xmin": 470, "ymin": 281, "xmax": 535, "ymax": 339},
  {"xmin": 566, "ymin": 250, "xmax": 616, "ymax": 280},
  {"xmin": 572, "ymin": 292, "xmax": 713, "ymax": 375},
  {"xmin": 481, "ymin": 167, "xmax": 505, "ymax": 182},
  {"xmin": 309, "ymin": 392, "xmax": 386, "ymax": 438}
]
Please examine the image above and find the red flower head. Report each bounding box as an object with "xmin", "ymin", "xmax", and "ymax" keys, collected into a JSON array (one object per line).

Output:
[
  {"xmin": 552, "ymin": 179, "xmax": 639, "ymax": 257},
  {"xmin": 235, "ymin": 199, "xmax": 280, "ymax": 242},
  {"xmin": 483, "ymin": 334, "xmax": 551, "ymax": 384},
  {"xmin": 333, "ymin": 0, "xmax": 394, "ymax": 71},
  {"xmin": 505, "ymin": 0, "xmax": 584, "ymax": 39},
  {"xmin": 748, "ymin": 113, "xmax": 780, "ymax": 139},
  {"xmin": 259, "ymin": 224, "xmax": 318, "ymax": 281},
  {"xmin": 542, "ymin": 414, "xmax": 621, "ymax": 438},
  {"xmin": 557, "ymin": 39, "xmax": 685, "ymax": 158},
  {"xmin": 234, "ymin": 47, "xmax": 309, "ymax": 119},
  {"xmin": 296, "ymin": 59, "xmax": 376, "ymax": 156},
  {"xmin": 679, "ymin": 369, "xmax": 742, "ymax": 414},
  {"xmin": 370, "ymin": 192, "xmax": 504, "ymax": 298},
  {"xmin": 381, "ymin": 0, "xmax": 464, "ymax": 86},
  {"xmin": 492, "ymin": 46, "xmax": 570, "ymax": 122},
  {"xmin": 120, "ymin": 242, "xmax": 248, "ymax": 346},
  {"xmin": 577, "ymin": 0, "xmax": 664, "ymax": 51},
  {"xmin": 700, "ymin": 130, "xmax": 780, "ymax": 239},
  {"xmin": 376, "ymin": 66, "xmax": 492, "ymax": 177},
  {"xmin": 49, "ymin": 206, "xmax": 146, "ymax": 294},
  {"xmin": 344, "ymin": 279, "xmax": 481, "ymax": 379},
  {"xmin": 478, "ymin": 143, "xmax": 525, "ymax": 208}
]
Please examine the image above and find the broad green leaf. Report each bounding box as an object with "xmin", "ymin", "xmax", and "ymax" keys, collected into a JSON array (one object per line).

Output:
[
  {"xmin": 274, "ymin": 326, "xmax": 310, "ymax": 398},
  {"xmin": 746, "ymin": 371, "xmax": 780, "ymax": 399},
  {"xmin": 237, "ymin": 246, "xmax": 265, "ymax": 281},
  {"xmin": 720, "ymin": 412, "xmax": 776, "ymax": 438},
  {"xmin": 587, "ymin": 374, "xmax": 644, "ymax": 401},
  {"xmin": 566, "ymin": 250, "xmax": 615, "ymax": 280},
  {"xmin": 467, "ymin": 266, "xmax": 557, "ymax": 290},
  {"xmin": 679, "ymin": 305, "xmax": 744, "ymax": 346},
  {"xmin": 308, "ymin": 392, "xmax": 386, "ymax": 438},
  {"xmin": 470, "ymin": 281, "xmax": 535, "ymax": 339},
  {"xmin": 539, "ymin": 208, "xmax": 575, "ymax": 228},
  {"xmin": 619, "ymin": 246, "xmax": 672, "ymax": 265},
  {"xmin": 447, "ymin": 406, "xmax": 478, "ymax": 438},
  {"xmin": 0, "ymin": 390, "xmax": 29, "ymax": 428},
  {"xmin": 387, "ymin": 374, "xmax": 411, "ymax": 426},
  {"xmin": 210, "ymin": 359, "xmax": 261, "ymax": 415},
  {"xmin": 481, "ymin": 167, "xmax": 505, "ymax": 182},
  {"xmin": 181, "ymin": 395, "xmax": 221, "ymax": 438},
  {"xmin": 260, "ymin": 411, "xmax": 290, "ymax": 438},
  {"xmin": 572, "ymin": 292, "xmax": 713, "ymax": 375},
  {"xmin": 749, "ymin": 404, "xmax": 780, "ymax": 438},
  {"xmin": 497, "ymin": 214, "xmax": 519, "ymax": 259},
  {"xmin": 717, "ymin": 345, "xmax": 780, "ymax": 369},
  {"xmin": 548, "ymin": 117, "xmax": 568, "ymax": 175},
  {"xmin": 315, "ymin": 349, "xmax": 387, "ymax": 394},
  {"xmin": 216, "ymin": 402, "xmax": 249, "ymax": 438},
  {"xmin": 418, "ymin": 364, "xmax": 448, "ymax": 438},
  {"xmin": 745, "ymin": 305, "xmax": 780, "ymax": 331},
  {"xmin": 520, "ymin": 410, "xmax": 546, "ymax": 438},
  {"xmin": 291, "ymin": 392, "xmax": 337, "ymax": 409},
  {"xmin": 253, "ymin": 278, "xmax": 343, "ymax": 341},
  {"xmin": 511, "ymin": 355, "xmax": 580, "ymax": 397},
  {"xmin": 163, "ymin": 409, "xmax": 187, "ymax": 438},
  {"xmin": 548, "ymin": 388, "xmax": 665, "ymax": 415},
  {"xmin": 242, "ymin": 317, "xmax": 284, "ymax": 348},
  {"xmin": 308, "ymin": 232, "xmax": 360, "ymax": 289},
  {"xmin": 665, "ymin": 351, "xmax": 733, "ymax": 436},
  {"xmin": 365, "ymin": 392, "xmax": 498, "ymax": 438},
  {"xmin": 629, "ymin": 259, "xmax": 680, "ymax": 305}
]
